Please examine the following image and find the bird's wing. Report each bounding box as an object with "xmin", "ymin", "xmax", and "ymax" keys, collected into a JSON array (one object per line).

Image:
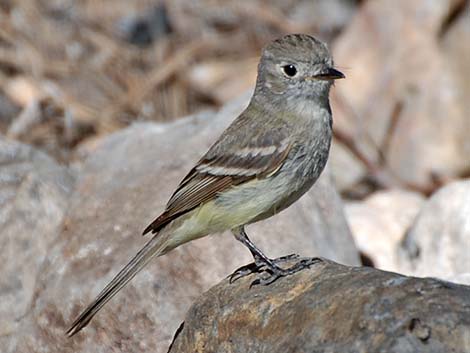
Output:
[{"xmin": 142, "ymin": 126, "xmax": 292, "ymax": 235}]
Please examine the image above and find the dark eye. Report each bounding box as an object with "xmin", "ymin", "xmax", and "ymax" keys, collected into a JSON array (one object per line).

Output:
[{"xmin": 282, "ymin": 65, "xmax": 297, "ymax": 77}]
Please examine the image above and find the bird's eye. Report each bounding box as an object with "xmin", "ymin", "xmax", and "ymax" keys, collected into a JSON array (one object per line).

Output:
[{"xmin": 282, "ymin": 65, "xmax": 297, "ymax": 77}]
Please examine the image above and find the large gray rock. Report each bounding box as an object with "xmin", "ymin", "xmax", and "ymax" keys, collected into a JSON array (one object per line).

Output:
[
  {"xmin": 398, "ymin": 179, "xmax": 470, "ymax": 284},
  {"xmin": 170, "ymin": 259, "xmax": 470, "ymax": 353},
  {"xmin": 12, "ymin": 95, "xmax": 358, "ymax": 352},
  {"xmin": 0, "ymin": 138, "xmax": 74, "ymax": 344},
  {"xmin": 345, "ymin": 189, "xmax": 425, "ymax": 271}
]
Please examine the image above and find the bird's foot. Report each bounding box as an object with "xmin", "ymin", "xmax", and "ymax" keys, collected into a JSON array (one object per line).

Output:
[
  {"xmin": 229, "ymin": 253, "xmax": 299, "ymax": 283},
  {"xmin": 229, "ymin": 254, "xmax": 321, "ymax": 286},
  {"xmin": 251, "ymin": 257, "xmax": 322, "ymax": 286}
]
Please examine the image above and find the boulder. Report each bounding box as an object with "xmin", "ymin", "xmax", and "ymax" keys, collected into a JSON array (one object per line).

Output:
[
  {"xmin": 170, "ymin": 259, "xmax": 470, "ymax": 353},
  {"xmin": 0, "ymin": 138, "xmax": 74, "ymax": 346},
  {"xmin": 398, "ymin": 179, "xmax": 470, "ymax": 284},
  {"xmin": 345, "ymin": 189, "xmax": 425, "ymax": 271},
  {"xmin": 11, "ymin": 94, "xmax": 358, "ymax": 352}
]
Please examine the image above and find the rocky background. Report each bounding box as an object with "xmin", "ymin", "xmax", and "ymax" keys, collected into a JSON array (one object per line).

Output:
[{"xmin": 1, "ymin": 0, "xmax": 469, "ymax": 352}]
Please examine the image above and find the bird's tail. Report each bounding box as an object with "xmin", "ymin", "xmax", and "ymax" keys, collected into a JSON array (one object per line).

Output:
[{"xmin": 66, "ymin": 233, "xmax": 170, "ymax": 337}]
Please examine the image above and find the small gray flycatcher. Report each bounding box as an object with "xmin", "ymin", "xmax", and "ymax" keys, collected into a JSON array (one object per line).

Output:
[{"xmin": 67, "ymin": 33, "xmax": 345, "ymax": 337}]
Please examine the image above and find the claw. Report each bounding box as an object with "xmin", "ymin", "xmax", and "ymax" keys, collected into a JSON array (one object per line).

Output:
[{"xmin": 229, "ymin": 262, "xmax": 261, "ymax": 283}]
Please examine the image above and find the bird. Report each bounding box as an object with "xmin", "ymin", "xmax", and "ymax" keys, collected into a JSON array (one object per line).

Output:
[{"xmin": 67, "ymin": 33, "xmax": 344, "ymax": 337}]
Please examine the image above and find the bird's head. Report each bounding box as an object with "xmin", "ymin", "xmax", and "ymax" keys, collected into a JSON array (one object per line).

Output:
[{"xmin": 255, "ymin": 34, "xmax": 344, "ymax": 103}]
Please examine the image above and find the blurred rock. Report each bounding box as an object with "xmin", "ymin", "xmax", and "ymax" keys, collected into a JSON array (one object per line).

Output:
[
  {"xmin": 345, "ymin": 189, "xmax": 425, "ymax": 271},
  {"xmin": 0, "ymin": 138, "xmax": 74, "ymax": 340},
  {"xmin": 332, "ymin": 0, "xmax": 470, "ymax": 188},
  {"xmin": 11, "ymin": 94, "xmax": 358, "ymax": 352},
  {"xmin": 170, "ymin": 259, "xmax": 470, "ymax": 353},
  {"xmin": 398, "ymin": 180, "xmax": 470, "ymax": 285}
]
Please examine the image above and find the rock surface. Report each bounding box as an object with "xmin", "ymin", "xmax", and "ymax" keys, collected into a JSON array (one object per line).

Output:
[
  {"xmin": 345, "ymin": 189, "xmax": 425, "ymax": 271},
  {"xmin": 398, "ymin": 179, "xmax": 470, "ymax": 284},
  {"xmin": 170, "ymin": 259, "xmax": 470, "ymax": 353},
  {"xmin": 0, "ymin": 138, "xmax": 74, "ymax": 342},
  {"xmin": 10, "ymin": 94, "xmax": 358, "ymax": 353}
]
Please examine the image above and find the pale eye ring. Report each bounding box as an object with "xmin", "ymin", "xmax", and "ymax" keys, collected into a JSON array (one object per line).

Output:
[{"xmin": 282, "ymin": 64, "xmax": 297, "ymax": 77}]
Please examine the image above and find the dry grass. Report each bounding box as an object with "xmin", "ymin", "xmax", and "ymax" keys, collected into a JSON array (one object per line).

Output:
[{"xmin": 0, "ymin": 0, "xmax": 353, "ymax": 161}]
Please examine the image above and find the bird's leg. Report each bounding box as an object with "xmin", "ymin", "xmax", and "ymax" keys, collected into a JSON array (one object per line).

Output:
[
  {"xmin": 229, "ymin": 227, "xmax": 320, "ymax": 285},
  {"xmin": 233, "ymin": 227, "xmax": 280, "ymax": 268},
  {"xmin": 230, "ymin": 227, "xmax": 287, "ymax": 282}
]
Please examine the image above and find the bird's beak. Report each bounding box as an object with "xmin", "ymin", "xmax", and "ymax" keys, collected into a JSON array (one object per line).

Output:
[{"xmin": 308, "ymin": 67, "xmax": 345, "ymax": 81}]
